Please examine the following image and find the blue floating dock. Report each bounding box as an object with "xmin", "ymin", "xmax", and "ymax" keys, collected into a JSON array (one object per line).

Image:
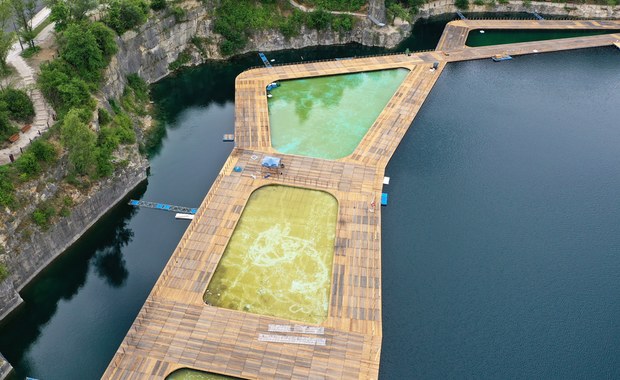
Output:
[
  {"xmin": 259, "ymin": 52, "xmax": 272, "ymax": 68},
  {"xmin": 128, "ymin": 200, "xmax": 197, "ymax": 214},
  {"xmin": 381, "ymin": 193, "xmax": 388, "ymax": 206}
]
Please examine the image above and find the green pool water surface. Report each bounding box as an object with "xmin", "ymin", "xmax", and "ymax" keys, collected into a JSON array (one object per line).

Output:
[
  {"xmin": 166, "ymin": 369, "xmax": 239, "ymax": 380},
  {"xmin": 268, "ymin": 68, "xmax": 409, "ymax": 159},
  {"xmin": 466, "ymin": 29, "xmax": 620, "ymax": 47},
  {"xmin": 204, "ymin": 185, "xmax": 338, "ymax": 324}
]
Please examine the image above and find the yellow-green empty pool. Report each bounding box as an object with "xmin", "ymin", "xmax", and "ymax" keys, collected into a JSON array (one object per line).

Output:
[
  {"xmin": 268, "ymin": 68, "xmax": 410, "ymax": 159},
  {"xmin": 166, "ymin": 369, "xmax": 239, "ymax": 380},
  {"xmin": 205, "ymin": 185, "xmax": 338, "ymax": 324}
]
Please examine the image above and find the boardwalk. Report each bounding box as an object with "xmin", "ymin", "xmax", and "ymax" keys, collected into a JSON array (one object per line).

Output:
[{"xmin": 103, "ymin": 20, "xmax": 620, "ymax": 379}]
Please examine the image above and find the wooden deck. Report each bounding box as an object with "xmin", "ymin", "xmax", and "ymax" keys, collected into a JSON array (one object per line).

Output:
[{"xmin": 103, "ymin": 20, "xmax": 620, "ymax": 379}]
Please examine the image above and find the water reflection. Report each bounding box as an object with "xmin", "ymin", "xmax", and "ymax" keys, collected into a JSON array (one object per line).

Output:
[
  {"xmin": 0, "ymin": 182, "xmax": 146, "ymax": 379},
  {"xmin": 93, "ymin": 219, "xmax": 134, "ymax": 287}
]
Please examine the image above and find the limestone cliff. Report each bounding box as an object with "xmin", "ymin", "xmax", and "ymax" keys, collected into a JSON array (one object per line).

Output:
[{"xmin": 103, "ymin": 1, "xmax": 408, "ymax": 99}]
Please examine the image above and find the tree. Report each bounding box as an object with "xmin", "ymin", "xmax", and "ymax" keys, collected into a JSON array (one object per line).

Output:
[
  {"xmin": 0, "ymin": 88, "xmax": 35, "ymax": 122},
  {"xmin": 103, "ymin": 0, "xmax": 148, "ymax": 35},
  {"xmin": 10, "ymin": 0, "xmax": 37, "ymax": 49},
  {"xmin": 59, "ymin": 23, "xmax": 104, "ymax": 83},
  {"xmin": 61, "ymin": 109, "xmax": 97, "ymax": 175},
  {"xmin": 0, "ymin": 0, "xmax": 14, "ymax": 72},
  {"xmin": 45, "ymin": 0, "xmax": 99, "ymax": 31}
]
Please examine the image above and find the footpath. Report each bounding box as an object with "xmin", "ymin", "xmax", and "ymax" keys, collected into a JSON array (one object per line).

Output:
[{"xmin": 1, "ymin": 7, "xmax": 54, "ymax": 165}]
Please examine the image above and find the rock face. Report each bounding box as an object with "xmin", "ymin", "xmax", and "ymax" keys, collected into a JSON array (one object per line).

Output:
[
  {"xmin": 416, "ymin": 0, "xmax": 620, "ymax": 20},
  {"xmin": 368, "ymin": 0, "xmax": 387, "ymax": 23},
  {"xmin": 0, "ymin": 155, "xmax": 148, "ymax": 321},
  {"xmin": 103, "ymin": 2, "xmax": 409, "ymax": 99}
]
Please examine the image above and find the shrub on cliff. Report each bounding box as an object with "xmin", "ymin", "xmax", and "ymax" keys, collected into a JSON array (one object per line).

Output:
[
  {"xmin": 104, "ymin": 0, "xmax": 149, "ymax": 35},
  {"xmin": 61, "ymin": 109, "xmax": 97, "ymax": 176},
  {"xmin": 0, "ymin": 166, "xmax": 15, "ymax": 207},
  {"xmin": 150, "ymin": 0, "xmax": 166, "ymax": 11}
]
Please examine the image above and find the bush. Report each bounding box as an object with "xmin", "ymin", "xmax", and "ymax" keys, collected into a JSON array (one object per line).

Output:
[
  {"xmin": 113, "ymin": 113, "xmax": 136, "ymax": 144},
  {"xmin": 126, "ymin": 74, "xmax": 149, "ymax": 102},
  {"xmin": 98, "ymin": 108, "xmax": 112, "ymax": 126},
  {"xmin": 168, "ymin": 51, "xmax": 191, "ymax": 71},
  {"xmin": 104, "ymin": 0, "xmax": 149, "ymax": 35},
  {"xmin": 30, "ymin": 139, "xmax": 57, "ymax": 163},
  {"xmin": 169, "ymin": 5, "xmax": 185, "ymax": 22},
  {"xmin": 0, "ymin": 88, "xmax": 35, "ymax": 123},
  {"xmin": 150, "ymin": 0, "xmax": 166, "ymax": 11},
  {"xmin": 32, "ymin": 204, "xmax": 56, "ymax": 229},
  {"xmin": 455, "ymin": 0, "xmax": 470, "ymax": 9},
  {"xmin": 15, "ymin": 151, "xmax": 40, "ymax": 177},
  {"xmin": 307, "ymin": 8, "xmax": 333, "ymax": 30},
  {"xmin": 0, "ymin": 262, "xmax": 8, "ymax": 281},
  {"xmin": 38, "ymin": 60, "xmax": 96, "ymax": 116},
  {"xmin": 0, "ymin": 166, "xmax": 15, "ymax": 207}
]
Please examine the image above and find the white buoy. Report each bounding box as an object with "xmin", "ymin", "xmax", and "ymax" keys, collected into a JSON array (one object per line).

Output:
[
  {"xmin": 267, "ymin": 94, "xmax": 273, "ymax": 98},
  {"xmin": 270, "ymin": 59, "xmax": 275, "ymax": 62},
  {"xmin": 480, "ymin": 30, "xmax": 485, "ymax": 34}
]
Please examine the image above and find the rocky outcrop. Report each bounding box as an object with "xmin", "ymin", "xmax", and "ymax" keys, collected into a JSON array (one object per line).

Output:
[
  {"xmin": 368, "ymin": 0, "xmax": 387, "ymax": 23},
  {"xmin": 103, "ymin": 1, "xmax": 408, "ymax": 99},
  {"xmin": 416, "ymin": 0, "xmax": 620, "ymax": 20},
  {"xmin": 0, "ymin": 352, "xmax": 12, "ymax": 380},
  {"xmin": 0, "ymin": 153, "xmax": 148, "ymax": 320}
]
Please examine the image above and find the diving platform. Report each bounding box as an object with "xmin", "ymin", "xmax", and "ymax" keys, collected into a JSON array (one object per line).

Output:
[
  {"xmin": 128, "ymin": 199, "xmax": 197, "ymax": 214},
  {"xmin": 456, "ymin": 10, "xmax": 466, "ymax": 20},
  {"xmin": 615, "ymin": 41, "xmax": 620, "ymax": 50},
  {"xmin": 104, "ymin": 19, "xmax": 620, "ymax": 380}
]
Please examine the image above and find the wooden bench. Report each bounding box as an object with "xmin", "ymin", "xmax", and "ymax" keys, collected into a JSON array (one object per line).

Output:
[
  {"xmin": 8, "ymin": 133, "xmax": 19, "ymax": 143},
  {"xmin": 21, "ymin": 124, "xmax": 32, "ymax": 133}
]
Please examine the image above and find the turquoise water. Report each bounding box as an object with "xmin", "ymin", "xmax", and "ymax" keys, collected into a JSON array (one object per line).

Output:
[{"xmin": 268, "ymin": 69, "xmax": 409, "ymax": 159}]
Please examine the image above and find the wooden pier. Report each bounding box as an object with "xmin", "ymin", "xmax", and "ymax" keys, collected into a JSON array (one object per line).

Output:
[{"xmin": 103, "ymin": 20, "xmax": 620, "ymax": 379}]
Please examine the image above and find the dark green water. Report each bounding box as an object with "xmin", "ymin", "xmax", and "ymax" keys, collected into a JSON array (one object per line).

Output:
[
  {"xmin": 380, "ymin": 47, "xmax": 620, "ymax": 379},
  {"xmin": 1, "ymin": 14, "xmax": 618, "ymax": 380},
  {"xmin": 467, "ymin": 29, "xmax": 620, "ymax": 47}
]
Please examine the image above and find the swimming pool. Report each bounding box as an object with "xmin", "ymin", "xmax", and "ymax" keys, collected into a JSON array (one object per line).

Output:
[
  {"xmin": 204, "ymin": 185, "xmax": 338, "ymax": 324},
  {"xmin": 268, "ymin": 69, "xmax": 410, "ymax": 160}
]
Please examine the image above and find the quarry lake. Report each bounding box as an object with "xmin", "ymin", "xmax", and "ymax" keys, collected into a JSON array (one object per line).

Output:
[{"xmin": 1, "ymin": 18, "xmax": 619, "ymax": 380}]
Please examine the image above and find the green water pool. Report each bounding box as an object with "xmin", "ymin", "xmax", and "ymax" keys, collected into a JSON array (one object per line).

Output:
[
  {"xmin": 204, "ymin": 185, "xmax": 338, "ymax": 324},
  {"xmin": 466, "ymin": 29, "xmax": 620, "ymax": 47},
  {"xmin": 268, "ymin": 68, "xmax": 409, "ymax": 159},
  {"xmin": 166, "ymin": 369, "xmax": 238, "ymax": 380}
]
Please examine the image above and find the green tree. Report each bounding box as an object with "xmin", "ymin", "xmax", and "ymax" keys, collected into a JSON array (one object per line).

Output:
[
  {"xmin": 0, "ymin": 88, "xmax": 35, "ymax": 122},
  {"xmin": 59, "ymin": 23, "xmax": 104, "ymax": 83},
  {"xmin": 10, "ymin": 0, "xmax": 37, "ymax": 49},
  {"xmin": 87, "ymin": 22, "xmax": 118, "ymax": 61},
  {"xmin": 103, "ymin": 0, "xmax": 149, "ymax": 35},
  {"xmin": 0, "ymin": 0, "xmax": 14, "ymax": 73},
  {"xmin": 45, "ymin": 0, "xmax": 99, "ymax": 30},
  {"xmin": 61, "ymin": 109, "xmax": 97, "ymax": 175},
  {"xmin": 38, "ymin": 60, "xmax": 95, "ymax": 114}
]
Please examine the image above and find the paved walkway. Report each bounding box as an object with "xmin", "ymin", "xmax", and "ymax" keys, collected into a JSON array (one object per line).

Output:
[
  {"xmin": 288, "ymin": 0, "xmax": 367, "ymax": 18},
  {"xmin": 1, "ymin": 7, "xmax": 54, "ymax": 165}
]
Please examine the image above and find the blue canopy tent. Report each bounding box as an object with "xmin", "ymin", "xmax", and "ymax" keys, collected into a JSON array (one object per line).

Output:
[
  {"xmin": 261, "ymin": 156, "xmax": 281, "ymax": 168},
  {"xmin": 261, "ymin": 156, "xmax": 282, "ymax": 178}
]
